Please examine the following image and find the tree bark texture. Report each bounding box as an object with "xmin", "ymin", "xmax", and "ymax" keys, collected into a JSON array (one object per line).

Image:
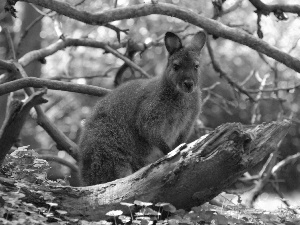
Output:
[
  {"xmin": 0, "ymin": 89, "xmax": 48, "ymax": 164},
  {"xmin": 0, "ymin": 120, "xmax": 291, "ymax": 221}
]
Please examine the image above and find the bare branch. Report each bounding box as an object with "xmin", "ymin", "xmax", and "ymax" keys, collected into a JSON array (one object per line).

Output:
[
  {"xmin": 240, "ymin": 70, "xmax": 255, "ymax": 86},
  {"xmin": 104, "ymin": 23, "xmax": 129, "ymax": 43},
  {"xmin": 249, "ymin": 0, "xmax": 300, "ymax": 16},
  {"xmin": 0, "ymin": 59, "xmax": 110, "ymax": 160},
  {"xmin": 17, "ymin": 14, "xmax": 44, "ymax": 50},
  {"xmin": 38, "ymin": 154, "xmax": 79, "ymax": 173},
  {"xmin": 53, "ymin": 15, "xmax": 64, "ymax": 39},
  {"xmin": 104, "ymin": 45, "xmax": 151, "ymax": 78},
  {"xmin": 17, "ymin": 38, "xmax": 151, "ymax": 78},
  {"xmin": 206, "ymin": 38, "xmax": 255, "ymax": 101},
  {"xmin": 202, "ymin": 82, "xmax": 221, "ymax": 92},
  {"xmin": 272, "ymin": 152, "xmax": 300, "ymax": 175},
  {"xmin": 49, "ymin": 68, "xmax": 118, "ymax": 80},
  {"xmin": 251, "ymin": 73, "xmax": 269, "ymax": 124},
  {"xmin": 245, "ymin": 83, "xmax": 300, "ymax": 93},
  {"xmin": 19, "ymin": 0, "xmax": 300, "ymax": 73},
  {"xmin": 270, "ymin": 182, "xmax": 298, "ymax": 214},
  {"xmin": 3, "ymin": 27, "xmax": 16, "ymax": 60},
  {"xmin": 0, "ymin": 77, "xmax": 110, "ymax": 97},
  {"xmin": 245, "ymin": 150, "xmax": 278, "ymax": 208},
  {"xmin": 0, "ymin": 89, "xmax": 48, "ymax": 164},
  {"xmin": 0, "ymin": 60, "xmax": 20, "ymax": 84},
  {"xmin": 12, "ymin": 63, "xmax": 80, "ymax": 160},
  {"xmin": 213, "ymin": 0, "xmax": 243, "ymax": 19},
  {"xmin": 222, "ymin": 0, "xmax": 243, "ymax": 15},
  {"xmin": 0, "ymin": 59, "xmax": 16, "ymax": 72}
]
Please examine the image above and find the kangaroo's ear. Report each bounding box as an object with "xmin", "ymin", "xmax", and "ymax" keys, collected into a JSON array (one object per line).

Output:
[
  {"xmin": 190, "ymin": 31, "xmax": 207, "ymax": 54},
  {"xmin": 165, "ymin": 32, "xmax": 183, "ymax": 55}
]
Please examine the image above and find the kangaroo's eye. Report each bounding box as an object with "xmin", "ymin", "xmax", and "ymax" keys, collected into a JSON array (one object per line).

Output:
[
  {"xmin": 173, "ymin": 64, "xmax": 180, "ymax": 71},
  {"xmin": 194, "ymin": 64, "xmax": 199, "ymax": 70}
]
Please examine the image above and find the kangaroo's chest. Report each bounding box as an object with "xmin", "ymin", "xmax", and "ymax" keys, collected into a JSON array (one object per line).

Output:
[{"xmin": 162, "ymin": 106, "xmax": 193, "ymax": 146}]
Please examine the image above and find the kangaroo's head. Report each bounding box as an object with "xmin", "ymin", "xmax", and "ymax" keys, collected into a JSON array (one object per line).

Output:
[{"xmin": 164, "ymin": 31, "xmax": 206, "ymax": 94}]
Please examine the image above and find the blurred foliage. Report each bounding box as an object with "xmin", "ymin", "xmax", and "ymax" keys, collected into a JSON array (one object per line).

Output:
[{"xmin": 1, "ymin": 0, "xmax": 300, "ymax": 193}]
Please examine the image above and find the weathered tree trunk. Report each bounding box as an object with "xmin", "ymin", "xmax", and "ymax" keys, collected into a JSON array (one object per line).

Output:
[
  {"xmin": 0, "ymin": 89, "xmax": 48, "ymax": 164},
  {"xmin": 0, "ymin": 120, "xmax": 291, "ymax": 221}
]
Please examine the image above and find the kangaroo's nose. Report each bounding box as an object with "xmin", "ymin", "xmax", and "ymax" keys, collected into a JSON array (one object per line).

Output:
[{"xmin": 182, "ymin": 80, "xmax": 194, "ymax": 93}]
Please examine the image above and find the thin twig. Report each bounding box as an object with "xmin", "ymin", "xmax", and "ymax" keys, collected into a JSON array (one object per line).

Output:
[
  {"xmin": 50, "ymin": 68, "xmax": 118, "ymax": 80},
  {"xmin": 213, "ymin": 0, "xmax": 243, "ymax": 19},
  {"xmin": 270, "ymin": 182, "xmax": 298, "ymax": 214},
  {"xmin": 38, "ymin": 154, "xmax": 79, "ymax": 172},
  {"xmin": 12, "ymin": 62, "xmax": 80, "ymax": 160},
  {"xmin": 202, "ymin": 82, "xmax": 221, "ymax": 91},
  {"xmin": 272, "ymin": 153, "xmax": 300, "ymax": 175},
  {"xmin": 3, "ymin": 28, "xmax": 16, "ymax": 60},
  {"xmin": 251, "ymin": 73, "xmax": 269, "ymax": 124},
  {"xmin": 245, "ymin": 149, "xmax": 279, "ymax": 207},
  {"xmin": 53, "ymin": 15, "xmax": 64, "ymax": 39},
  {"xmin": 104, "ymin": 45, "xmax": 151, "ymax": 78},
  {"xmin": 75, "ymin": 0, "xmax": 86, "ymax": 7},
  {"xmin": 16, "ymin": 38, "xmax": 151, "ymax": 78},
  {"xmin": 245, "ymin": 83, "xmax": 300, "ymax": 93},
  {"xmin": 18, "ymin": 14, "xmax": 45, "ymax": 51},
  {"xmin": 206, "ymin": 38, "xmax": 255, "ymax": 101}
]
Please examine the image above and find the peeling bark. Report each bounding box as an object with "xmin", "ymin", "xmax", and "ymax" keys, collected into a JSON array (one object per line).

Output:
[
  {"xmin": 0, "ymin": 88, "xmax": 48, "ymax": 164},
  {"xmin": 0, "ymin": 121, "xmax": 291, "ymax": 221}
]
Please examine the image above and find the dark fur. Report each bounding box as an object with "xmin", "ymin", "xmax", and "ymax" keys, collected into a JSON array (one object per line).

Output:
[{"xmin": 79, "ymin": 31, "xmax": 206, "ymax": 185}]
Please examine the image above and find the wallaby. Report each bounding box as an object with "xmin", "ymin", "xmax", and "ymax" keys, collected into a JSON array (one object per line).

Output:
[{"xmin": 78, "ymin": 31, "xmax": 207, "ymax": 186}]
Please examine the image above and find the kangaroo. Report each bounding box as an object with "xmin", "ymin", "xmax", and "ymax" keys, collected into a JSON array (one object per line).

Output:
[{"xmin": 78, "ymin": 31, "xmax": 206, "ymax": 185}]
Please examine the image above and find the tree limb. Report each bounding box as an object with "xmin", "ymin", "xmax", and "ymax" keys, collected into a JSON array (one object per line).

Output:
[
  {"xmin": 0, "ymin": 89, "xmax": 48, "ymax": 164},
  {"xmin": 249, "ymin": 0, "xmax": 300, "ymax": 16},
  {"xmin": 206, "ymin": 38, "xmax": 255, "ymax": 101},
  {"xmin": 272, "ymin": 152, "xmax": 300, "ymax": 175},
  {"xmin": 11, "ymin": 63, "xmax": 81, "ymax": 160},
  {"xmin": 0, "ymin": 77, "xmax": 110, "ymax": 97},
  {"xmin": 0, "ymin": 58, "xmax": 108, "ymax": 161},
  {"xmin": 19, "ymin": 1, "xmax": 300, "ymax": 73},
  {"xmin": 38, "ymin": 154, "xmax": 79, "ymax": 173},
  {"xmin": 0, "ymin": 59, "xmax": 17, "ymax": 76},
  {"xmin": 17, "ymin": 38, "xmax": 151, "ymax": 78}
]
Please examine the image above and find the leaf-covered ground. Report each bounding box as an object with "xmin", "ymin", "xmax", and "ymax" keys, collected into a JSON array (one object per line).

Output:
[{"xmin": 1, "ymin": 147, "xmax": 300, "ymax": 225}]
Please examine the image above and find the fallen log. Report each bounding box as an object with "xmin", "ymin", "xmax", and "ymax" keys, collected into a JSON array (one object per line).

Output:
[{"xmin": 0, "ymin": 120, "xmax": 291, "ymax": 221}]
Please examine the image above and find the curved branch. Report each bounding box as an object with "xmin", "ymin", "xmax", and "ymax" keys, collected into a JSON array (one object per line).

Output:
[
  {"xmin": 0, "ymin": 77, "xmax": 110, "ymax": 97},
  {"xmin": 272, "ymin": 152, "xmax": 300, "ymax": 175},
  {"xmin": 0, "ymin": 61, "xmax": 109, "ymax": 160},
  {"xmin": 0, "ymin": 89, "xmax": 48, "ymax": 164},
  {"xmin": 249, "ymin": 0, "xmax": 300, "ymax": 16},
  {"xmin": 19, "ymin": 0, "xmax": 300, "ymax": 73},
  {"xmin": 206, "ymin": 38, "xmax": 255, "ymax": 101},
  {"xmin": 38, "ymin": 154, "xmax": 79, "ymax": 173},
  {"xmin": 245, "ymin": 83, "xmax": 300, "ymax": 93},
  {"xmin": 0, "ymin": 59, "xmax": 16, "ymax": 72},
  {"xmin": 18, "ymin": 38, "xmax": 151, "ymax": 78},
  {"xmin": 11, "ymin": 63, "xmax": 81, "ymax": 160}
]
